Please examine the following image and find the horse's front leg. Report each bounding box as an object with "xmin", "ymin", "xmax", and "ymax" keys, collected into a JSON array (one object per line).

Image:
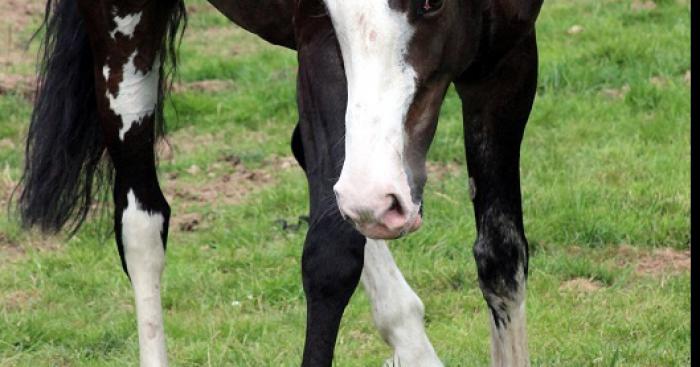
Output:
[
  {"xmin": 76, "ymin": 1, "xmax": 184, "ymax": 365},
  {"xmin": 454, "ymin": 32, "xmax": 539, "ymax": 367},
  {"xmin": 293, "ymin": 4, "xmax": 365, "ymax": 366},
  {"xmin": 361, "ymin": 239, "xmax": 443, "ymax": 367},
  {"xmin": 300, "ymin": 209, "xmax": 366, "ymax": 366}
]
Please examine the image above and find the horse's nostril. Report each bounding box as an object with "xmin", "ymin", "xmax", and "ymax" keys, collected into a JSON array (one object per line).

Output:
[
  {"xmin": 380, "ymin": 194, "xmax": 409, "ymax": 231},
  {"xmin": 387, "ymin": 194, "xmax": 403, "ymax": 215}
]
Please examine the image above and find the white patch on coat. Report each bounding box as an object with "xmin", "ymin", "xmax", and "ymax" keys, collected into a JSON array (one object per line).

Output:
[
  {"xmin": 105, "ymin": 51, "xmax": 160, "ymax": 141},
  {"xmin": 110, "ymin": 11, "xmax": 143, "ymax": 39},
  {"xmin": 122, "ymin": 190, "xmax": 169, "ymax": 367},
  {"xmin": 361, "ymin": 239, "xmax": 443, "ymax": 367},
  {"xmin": 485, "ymin": 268, "xmax": 529, "ymax": 367},
  {"xmin": 324, "ymin": 1, "xmax": 417, "ymax": 206}
]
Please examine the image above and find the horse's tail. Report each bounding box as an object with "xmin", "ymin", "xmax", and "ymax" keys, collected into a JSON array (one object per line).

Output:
[{"xmin": 16, "ymin": 0, "xmax": 186, "ymax": 235}]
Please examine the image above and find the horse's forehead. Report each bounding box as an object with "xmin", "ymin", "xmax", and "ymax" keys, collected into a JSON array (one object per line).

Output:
[
  {"xmin": 323, "ymin": 0, "xmax": 414, "ymax": 50},
  {"xmin": 323, "ymin": 0, "xmax": 407, "ymax": 25}
]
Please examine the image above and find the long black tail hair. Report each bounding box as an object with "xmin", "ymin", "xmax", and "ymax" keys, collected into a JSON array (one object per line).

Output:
[{"xmin": 17, "ymin": 0, "xmax": 186, "ymax": 235}]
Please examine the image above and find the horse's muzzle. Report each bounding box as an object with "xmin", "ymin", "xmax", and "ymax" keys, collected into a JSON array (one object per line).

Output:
[{"xmin": 334, "ymin": 188, "xmax": 423, "ymax": 240}]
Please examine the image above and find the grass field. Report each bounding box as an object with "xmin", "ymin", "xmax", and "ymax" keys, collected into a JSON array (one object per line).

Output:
[{"xmin": 0, "ymin": 0, "xmax": 691, "ymax": 366}]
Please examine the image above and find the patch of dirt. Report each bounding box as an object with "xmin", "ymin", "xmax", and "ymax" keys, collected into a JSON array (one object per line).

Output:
[
  {"xmin": 185, "ymin": 3, "xmax": 210, "ymax": 14},
  {"xmin": 631, "ymin": 0, "xmax": 657, "ymax": 12},
  {"xmin": 0, "ymin": 0, "xmax": 43, "ymax": 31},
  {"xmin": 426, "ymin": 161, "xmax": 462, "ymax": 181},
  {"xmin": 611, "ymin": 245, "xmax": 690, "ymax": 276},
  {"xmin": 684, "ymin": 70, "xmax": 691, "ymax": 86},
  {"xmin": 0, "ymin": 138, "xmax": 17, "ymax": 150},
  {"xmin": 158, "ymin": 129, "xmax": 217, "ymax": 159},
  {"xmin": 0, "ymin": 164, "xmax": 17, "ymax": 209},
  {"xmin": 157, "ymin": 126, "xmax": 301, "ymax": 233},
  {"xmin": 649, "ymin": 76, "xmax": 668, "ymax": 88},
  {"xmin": 0, "ymin": 232, "xmax": 25, "ymax": 263},
  {"xmin": 172, "ymin": 79, "xmax": 235, "ymax": 94},
  {"xmin": 560, "ymin": 277, "xmax": 603, "ymax": 293},
  {"xmin": 565, "ymin": 245, "xmax": 584, "ymax": 255},
  {"xmin": 156, "ymin": 139, "xmax": 175, "ymax": 162},
  {"xmin": 163, "ymin": 155, "xmax": 299, "ymax": 231},
  {"xmin": 172, "ymin": 212, "xmax": 202, "ymax": 232},
  {"xmin": 1, "ymin": 289, "xmax": 39, "ymax": 312},
  {"xmin": 0, "ymin": 232, "xmax": 63, "ymax": 264},
  {"xmin": 425, "ymin": 161, "xmax": 463, "ymax": 204},
  {"xmin": 635, "ymin": 248, "xmax": 690, "ymax": 276},
  {"xmin": 0, "ymin": 0, "xmax": 44, "ymax": 70},
  {"xmin": 0, "ymin": 74, "xmax": 35, "ymax": 99},
  {"xmin": 600, "ymin": 84, "xmax": 631, "ymax": 100},
  {"xmin": 0, "ymin": 192, "xmax": 64, "ymax": 265},
  {"xmin": 612, "ymin": 243, "xmax": 640, "ymax": 267}
]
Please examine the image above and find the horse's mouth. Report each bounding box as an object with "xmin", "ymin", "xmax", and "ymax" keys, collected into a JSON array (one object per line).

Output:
[{"xmin": 356, "ymin": 212, "xmax": 423, "ymax": 240}]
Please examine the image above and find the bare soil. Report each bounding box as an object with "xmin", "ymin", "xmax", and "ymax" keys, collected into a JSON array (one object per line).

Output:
[
  {"xmin": 600, "ymin": 84, "xmax": 631, "ymax": 100},
  {"xmin": 635, "ymin": 247, "xmax": 690, "ymax": 276},
  {"xmin": 163, "ymin": 154, "xmax": 299, "ymax": 232},
  {"xmin": 0, "ymin": 0, "xmax": 43, "ymax": 32},
  {"xmin": 0, "ymin": 74, "xmax": 36, "ymax": 99},
  {"xmin": 631, "ymin": 0, "xmax": 657, "ymax": 12},
  {"xmin": 612, "ymin": 244, "xmax": 690, "ymax": 275},
  {"xmin": 0, "ymin": 0, "xmax": 43, "ymax": 97},
  {"xmin": 426, "ymin": 161, "xmax": 463, "ymax": 180},
  {"xmin": 0, "ymin": 231, "xmax": 63, "ymax": 267},
  {"xmin": 172, "ymin": 79, "xmax": 235, "ymax": 94},
  {"xmin": 560, "ymin": 278, "xmax": 604, "ymax": 293},
  {"xmin": 1, "ymin": 289, "xmax": 39, "ymax": 312}
]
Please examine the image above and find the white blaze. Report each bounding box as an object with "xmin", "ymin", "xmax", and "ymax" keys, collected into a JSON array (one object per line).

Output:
[
  {"xmin": 324, "ymin": 0, "xmax": 417, "ymax": 200},
  {"xmin": 104, "ymin": 51, "xmax": 160, "ymax": 141},
  {"xmin": 122, "ymin": 190, "xmax": 168, "ymax": 367}
]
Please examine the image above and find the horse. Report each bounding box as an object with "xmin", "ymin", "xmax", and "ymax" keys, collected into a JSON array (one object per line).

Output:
[{"xmin": 16, "ymin": 0, "xmax": 543, "ymax": 366}]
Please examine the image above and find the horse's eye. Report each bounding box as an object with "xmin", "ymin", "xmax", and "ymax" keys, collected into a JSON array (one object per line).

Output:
[{"xmin": 417, "ymin": 0, "xmax": 444, "ymax": 15}]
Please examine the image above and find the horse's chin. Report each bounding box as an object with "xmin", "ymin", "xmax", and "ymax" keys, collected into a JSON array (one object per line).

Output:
[{"xmin": 358, "ymin": 214, "xmax": 423, "ymax": 240}]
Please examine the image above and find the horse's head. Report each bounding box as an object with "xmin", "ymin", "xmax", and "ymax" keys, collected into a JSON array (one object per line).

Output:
[{"xmin": 327, "ymin": 0, "xmax": 486, "ymax": 239}]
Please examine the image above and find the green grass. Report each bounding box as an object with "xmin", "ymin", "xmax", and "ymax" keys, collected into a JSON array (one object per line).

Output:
[{"xmin": 0, "ymin": 0, "xmax": 690, "ymax": 365}]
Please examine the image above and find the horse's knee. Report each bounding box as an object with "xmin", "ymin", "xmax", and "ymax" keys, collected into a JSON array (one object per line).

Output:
[
  {"xmin": 301, "ymin": 217, "xmax": 364, "ymax": 301},
  {"xmin": 118, "ymin": 188, "xmax": 170, "ymax": 277},
  {"xmin": 112, "ymin": 173, "xmax": 170, "ymax": 274},
  {"xmin": 373, "ymin": 290, "xmax": 425, "ymax": 339}
]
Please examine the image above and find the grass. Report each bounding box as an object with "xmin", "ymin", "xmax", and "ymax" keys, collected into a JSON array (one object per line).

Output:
[{"xmin": 0, "ymin": 0, "xmax": 690, "ymax": 365}]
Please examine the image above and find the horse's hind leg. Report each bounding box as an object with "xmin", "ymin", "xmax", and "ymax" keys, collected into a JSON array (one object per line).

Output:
[
  {"xmin": 76, "ymin": 1, "xmax": 183, "ymax": 365},
  {"xmin": 454, "ymin": 32, "xmax": 538, "ymax": 367},
  {"xmin": 361, "ymin": 239, "xmax": 443, "ymax": 367}
]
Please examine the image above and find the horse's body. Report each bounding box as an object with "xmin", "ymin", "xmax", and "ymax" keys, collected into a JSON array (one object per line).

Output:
[{"xmin": 18, "ymin": 0, "xmax": 542, "ymax": 366}]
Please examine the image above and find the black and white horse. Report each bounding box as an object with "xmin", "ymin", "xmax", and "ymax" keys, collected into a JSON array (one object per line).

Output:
[{"xmin": 18, "ymin": 0, "xmax": 543, "ymax": 365}]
